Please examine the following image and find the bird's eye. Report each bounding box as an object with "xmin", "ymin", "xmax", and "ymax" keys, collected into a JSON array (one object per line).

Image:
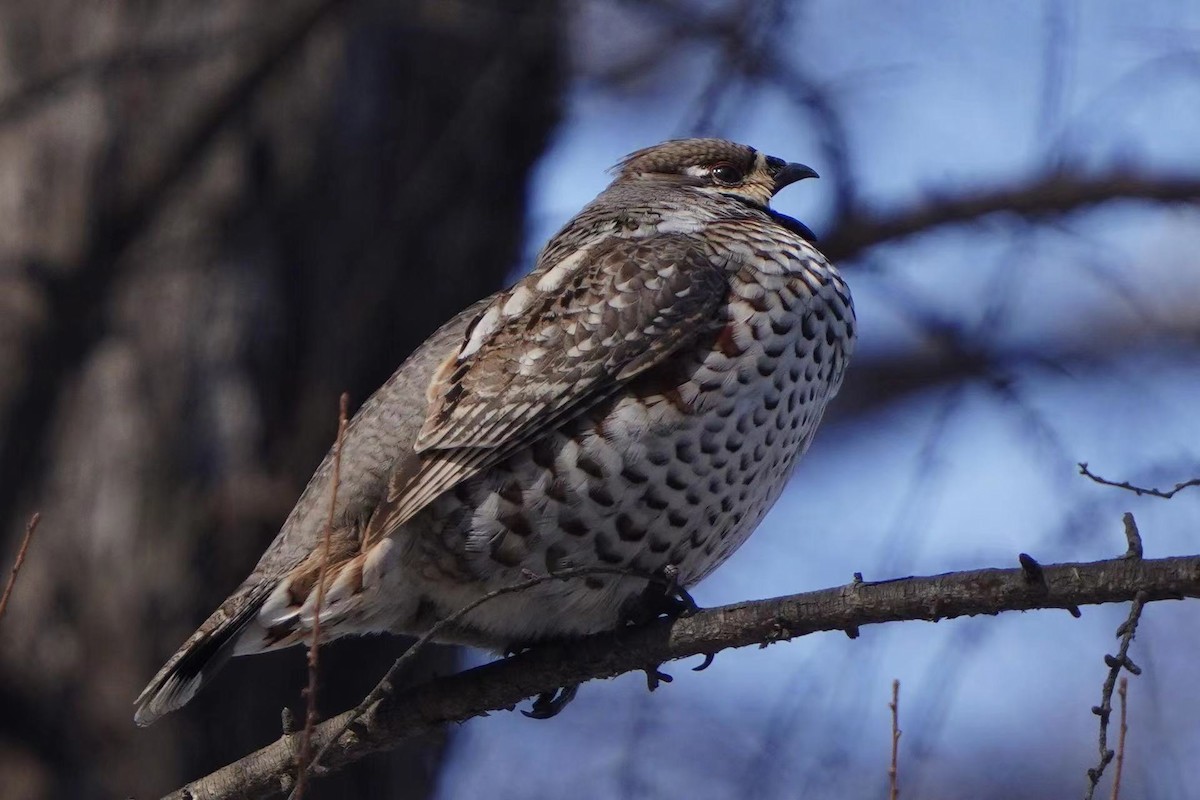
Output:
[{"xmin": 709, "ymin": 162, "xmax": 743, "ymax": 186}]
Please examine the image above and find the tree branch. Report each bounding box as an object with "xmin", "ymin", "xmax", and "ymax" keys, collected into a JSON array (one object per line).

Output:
[
  {"xmin": 888, "ymin": 678, "xmax": 901, "ymax": 800},
  {"xmin": 0, "ymin": 37, "xmax": 236, "ymax": 126},
  {"xmin": 294, "ymin": 393, "xmax": 349, "ymax": 798},
  {"xmin": 164, "ymin": 553, "xmax": 1200, "ymax": 800},
  {"xmin": 1079, "ymin": 463, "xmax": 1200, "ymax": 500},
  {"xmin": 1083, "ymin": 591, "xmax": 1145, "ymax": 800},
  {"xmin": 821, "ymin": 171, "xmax": 1200, "ymax": 262},
  {"xmin": 0, "ymin": 512, "xmax": 40, "ymax": 626}
]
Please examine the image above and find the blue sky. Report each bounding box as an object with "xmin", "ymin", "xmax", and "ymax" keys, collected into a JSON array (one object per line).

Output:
[{"xmin": 438, "ymin": 3, "xmax": 1200, "ymax": 797}]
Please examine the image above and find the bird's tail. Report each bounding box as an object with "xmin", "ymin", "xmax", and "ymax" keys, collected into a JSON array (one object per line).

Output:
[{"xmin": 133, "ymin": 588, "xmax": 267, "ymax": 726}]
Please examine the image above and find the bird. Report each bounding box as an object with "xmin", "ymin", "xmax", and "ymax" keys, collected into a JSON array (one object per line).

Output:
[{"xmin": 134, "ymin": 137, "xmax": 856, "ymax": 726}]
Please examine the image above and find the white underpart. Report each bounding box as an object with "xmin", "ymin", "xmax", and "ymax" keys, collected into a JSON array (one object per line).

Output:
[{"xmin": 363, "ymin": 537, "xmax": 396, "ymax": 586}]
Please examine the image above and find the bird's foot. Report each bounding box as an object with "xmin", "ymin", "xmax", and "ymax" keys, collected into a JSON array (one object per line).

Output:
[
  {"xmin": 643, "ymin": 665, "xmax": 674, "ymax": 691},
  {"xmin": 522, "ymin": 684, "xmax": 579, "ymax": 719},
  {"xmin": 622, "ymin": 564, "xmax": 701, "ymax": 625},
  {"xmin": 503, "ymin": 642, "xmax": 530, "ymax": 658}
]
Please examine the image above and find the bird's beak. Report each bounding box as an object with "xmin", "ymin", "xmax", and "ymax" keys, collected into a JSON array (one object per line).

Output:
[{"xmin": 772, "ymin": 162, "xmax": 819, "ymax": 194}]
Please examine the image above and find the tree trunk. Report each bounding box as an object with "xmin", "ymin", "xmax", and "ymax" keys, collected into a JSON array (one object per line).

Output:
[{"xmin": 0, "ymin": 1, "xmax": 562, "ymax": 797}]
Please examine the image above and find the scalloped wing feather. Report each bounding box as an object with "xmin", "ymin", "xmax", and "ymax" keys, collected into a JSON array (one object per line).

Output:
[{"xmin": 363, "ymin": 233, "xmax": 728, "ymax": 545}]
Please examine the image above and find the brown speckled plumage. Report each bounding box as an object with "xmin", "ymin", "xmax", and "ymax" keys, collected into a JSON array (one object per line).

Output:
[{"xmin": 134, "ymin": 138, "xmax": 855, "ymax": 725}]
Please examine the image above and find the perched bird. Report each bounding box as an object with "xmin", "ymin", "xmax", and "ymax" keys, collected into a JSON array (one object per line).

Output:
[{"xmin": 134, "ymin": 138, "xmax": 855, "ymax": 725}]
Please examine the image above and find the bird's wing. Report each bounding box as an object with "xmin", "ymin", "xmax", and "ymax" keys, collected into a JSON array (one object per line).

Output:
[{"xmin": 362, "ymin": 232, "xmax": 728, "ymax": 544}]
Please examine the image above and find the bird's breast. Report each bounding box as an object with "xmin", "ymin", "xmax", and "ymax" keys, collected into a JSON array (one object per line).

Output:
[{"xmin": 403, "ymin": 227, "xmax": 855, "ymax": 643}]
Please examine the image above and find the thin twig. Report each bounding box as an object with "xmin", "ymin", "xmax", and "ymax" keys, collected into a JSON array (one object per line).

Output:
[
  {"xmin": 294, "ymin": 393, "xmax": 349, "ymax": 799},
  {"xmin": 888, "ymin": 679, "xmax": 901, "ymax": 800},
  {"xmin": 0, "ymin": 512, "xmax": 41, "ymax": 626},
  {"xmin": 1079, "ymin": 463, "xmax": 1200, "ymax": 500},
  {"xmin": 1083, "ymin": 590, "xmax": 1146, "ymax": 800},
  {"xmin": 1110, "ymin": 678, "xmax": 1128, "ymax": 800}
]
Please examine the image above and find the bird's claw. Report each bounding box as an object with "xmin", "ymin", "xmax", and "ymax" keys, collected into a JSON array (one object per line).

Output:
[
  {"xmin": 521, "ymin": 684, "xmax": 579, "ymax": 719},
  {"xmin": 623, "ymin": 564, "xmax": 702, "ymax": 625},
  {"xmin": 660, "ymin": 564, "xmax": 700, "ymax": 618},
  {"xmin": 644, "ymin": 666, "xmax": 673, "ymax": 691},
  {"xmin": 692, "ymin": 652, "xmax": 716, "ymax": 672}
]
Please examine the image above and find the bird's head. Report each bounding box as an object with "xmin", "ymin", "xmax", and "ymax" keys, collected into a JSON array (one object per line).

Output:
[{"xmin": 612, "ymin": 138, "xmax": 818, "ymax": 208}]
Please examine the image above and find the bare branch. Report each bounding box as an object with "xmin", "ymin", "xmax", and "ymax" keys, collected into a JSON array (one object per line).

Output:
[
  {"xmin": 888, "ymin": 679, "xmax": 901, "ymax": 800},
  {"xmin": 822, "ymin": 171, "xmax": 1200, "ymax": 263},
  {"xmin": 293, "ymin": 393, "xmax": 349, "ymax": 799},
  {"xmin": 835, "ymin": 313, "xmax": 1200, "ymax": 421},
  {"xmin": 1083, "ymin": 591, "xmax": 1146, "ymax": 800},
  {"xmin": 0, "ymin": 37, "xmax": 236, "ymax": 126},
  {"xmin": 1079, "ymin": 463, "xmax": 1200, "ymax": 501},
  {"xmin": 0, "ymin": 512, "xmax": 40, "ymax": 626},
  {"xmin": 165, "ymin": 552, "xmax": 1200, "ymax": 800},
  {"xmin": 1120, "ymin": 513, "xmax": 1143, "ymax": 561},
  {"xmin": 1110, "ymin": 677, "xmax": 1128, "ymax": 800}
]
